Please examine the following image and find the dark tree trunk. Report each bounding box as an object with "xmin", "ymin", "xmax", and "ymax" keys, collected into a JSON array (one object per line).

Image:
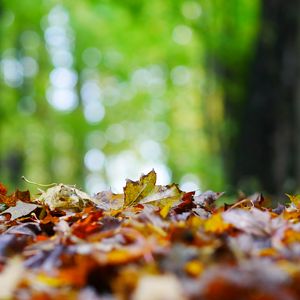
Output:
[{"xmin": 232, "ymin": 0, "xmax": 300, "ymax": 195}]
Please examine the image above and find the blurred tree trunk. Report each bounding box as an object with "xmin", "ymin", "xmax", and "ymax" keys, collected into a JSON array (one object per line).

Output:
[{"xmin": 231, "ymin": 0, "xmax": 300, "ymax": 195}]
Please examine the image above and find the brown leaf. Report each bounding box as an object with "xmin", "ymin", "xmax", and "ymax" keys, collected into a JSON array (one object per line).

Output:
[{"xmin": 0, "ymin": 194, "xmax": 17, "ymax": 207}]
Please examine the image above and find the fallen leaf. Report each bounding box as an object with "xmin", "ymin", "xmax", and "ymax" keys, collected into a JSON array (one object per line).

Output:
[
  {"xmin": 36, "ymin": 184, "xmax": 94, "ymax": 211},
  {"xmin": 223, "ymin": 208, "xmax": 285, "ymax": 236},
  {"xmin": 124, "ymin": 170, "xmax": 157, "ymax": 207},
  {"xmin": 140, "ymin": 184, "xmax": 183, "ymax": 206},
  {"xmin": 2, "ymin": 201, "xmax": 37, "ymax": 220},
  {"xmin": 93, "ymin": 191, "xmax": 124, "ymax": 210},
  {"xmin": 0, "ymin": 189, "xmax": 31, "ymax": 208},
  {"xmin": 204, "ymin": 213, "xmax": 230, "ymax": 234},
  {"xmin": 286, "ymin": 193, "xmax": 300, "ymax": 208},
  {"xmin": 0, "ymin": 182, "xmax": 7, "ymax": 195},
  {"xmin": 193, "ymin": 191, "xmax": 224, "ymax": 210},
  {"xmin": 0, "ymin": 194, "xmax": 17, "ymax": 207}
]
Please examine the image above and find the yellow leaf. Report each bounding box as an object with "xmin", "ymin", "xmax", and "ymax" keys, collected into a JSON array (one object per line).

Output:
[
  {"xmin": 259, "ymin": 248, "xmax": 277, "ymax": 257},
  {"xmin": 147, "ymin": 223, "xmax": 167, "ymax": 237},
  {"xmin": 204, "ymin": 213, "xmax": 230, "ymax": 234},
  {"xmin": 184, "ymin": 260, "xmax": 204, "ymax": 277},
  {"xmin": 286, "ymin": 193, "xmax": 300, "ymax": 207},
  {"xmin": 37, "ymin": 273, "xmax": 65, "ymax": 287},
  {"xmin": 124, "ymin": 170, "xmax": 157, "ymax": 206},
  {"xmin": 160, "ymin": 203, "xmax": 172, "ymax": 218}
]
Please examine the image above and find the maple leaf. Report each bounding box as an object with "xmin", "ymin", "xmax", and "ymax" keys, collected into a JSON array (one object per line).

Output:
[
  {"xmin": 124, "ymin": 170, "xmax": 157, "ymax": 206},
  {"xmin": 123, "ymin": 170, "xmax": 183, "ymax": 217},
  {"xmin": 140, "ymin": 184, "xmax": 182, "ymax": 205},
  {"xmin": 0, "ymin": 189, "xmax": 31, "ymax": 208},
  {"xmin": 0, "ymin": 194, "xmax": 16, "ymax": 207}
]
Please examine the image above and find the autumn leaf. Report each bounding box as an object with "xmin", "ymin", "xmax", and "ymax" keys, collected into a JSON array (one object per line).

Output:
[
  {"xmin": 1, "ymin": 171, "xmax": 300, "ymax": 300},
  {"xmin": 124, "ymin": 170, "xmax": 157, "ymax": 206},
  {"xmin": 140, "ymin": 184, "xmax": 182, "ymax": 205},
  {"xmin": 0, "ymin": 194, "xmax": 17, "ymax": 207},
  {"xmin": 35, "ymin": 184, "xmax": 94, "ymax": 211},
  {"xmin": 0, "ymin": 182, "xmax": 7, "ymax": 195},
  {"xmin": 0, "ymin": 189, "xmax": 31, "ymax": 209},
  {"xmin": 193, "ymin": 190, "xmax": 224, "ymax": 210},
  {"xmin": 2, "ymin": 201, "xmax": 37, "ymax": 220},
  {"xmin": 223, "ymin": 207, "xmax": 285, "ymax": 236},
  {"xmin": 204, "ymin": 213, "xmax": 230, "ymax": 234},
  {"xmin": 286, "ymin": 193, "xmax": 300, "ymax": 208},
  {"xmin": 94, "ymin": 190, "xmax": 124, "ymax": 210}
]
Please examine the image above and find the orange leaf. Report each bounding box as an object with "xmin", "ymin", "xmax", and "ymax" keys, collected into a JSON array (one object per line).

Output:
[{"xmin": 0, "ymin": 183, "xmax": 7, "ymax": 195}]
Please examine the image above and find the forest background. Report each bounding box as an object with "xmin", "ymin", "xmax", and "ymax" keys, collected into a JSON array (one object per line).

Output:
[{"xmin": 0, "ymin": 0, "xmax": 299, "ymax": 198}]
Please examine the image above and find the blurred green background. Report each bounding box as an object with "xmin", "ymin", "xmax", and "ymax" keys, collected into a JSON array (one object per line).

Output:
[{"xmin": 0, "ymin": 0, "xmax": 299, "ymax": 196}]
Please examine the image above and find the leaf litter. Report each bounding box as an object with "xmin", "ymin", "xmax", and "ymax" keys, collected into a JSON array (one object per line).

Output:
[{"xmin": 1, "ymin": 170, "xmax": 300, "ymax": 299}]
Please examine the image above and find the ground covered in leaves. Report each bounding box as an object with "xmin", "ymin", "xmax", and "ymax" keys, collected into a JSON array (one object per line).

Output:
[{"xmin": 1, "ymin": 171, "xmax": 300, "ymax": 300}]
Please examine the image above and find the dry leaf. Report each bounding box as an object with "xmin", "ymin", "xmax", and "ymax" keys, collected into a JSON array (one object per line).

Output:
[
  {"xmin": 36, "ymin": 184, "xmax": 93, "ymax": 211},
  {"xmin": 2, "ymin": 201, "xmax": 37, "ymax": 220}
]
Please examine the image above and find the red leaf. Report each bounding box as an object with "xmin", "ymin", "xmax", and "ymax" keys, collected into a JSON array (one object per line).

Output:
[{"xmin": 0, "ymin": 183, "xmax": 7, "ymax": 195}]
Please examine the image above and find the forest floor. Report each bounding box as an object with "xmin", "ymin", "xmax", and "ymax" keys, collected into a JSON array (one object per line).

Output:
[{"xmin": 0, "ymin": 170, "xmax": 300, "ymax": 300}]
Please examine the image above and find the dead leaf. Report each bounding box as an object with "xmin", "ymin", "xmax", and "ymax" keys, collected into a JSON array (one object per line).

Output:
[
  {"xmin": 193, "ymin": 191, "xmax": 224, "ymax": 210},
  {"xmin": 124, "ymin": 170, "xmax": 157, "ymax": 206},
  {"xmin": 36, "ymin": 184, "xmax": 94, "ymax": 211},
  {"xmin": 2, "ymin": 201, "xmax": 37, "ymax": 220},
  {"xmin": 223, "ymin": 208, "xmax": 285, "ymax": 236},
  {"xmin": 0, "ymin": 189, "xmax": 31, "ymax": 208},
  {"xmin": 204, "ymin": 213, "xmax": 231, "ymax": 234},
  {"xmin": 286, "ymin": 193, "xmax": 300, "ymax": 208},
  {"xmin": 93, "ymin": 191, "xmax": 124, "ymax": 210},
  {"xmin": 0, "ymin": 182, "xmax": 7, "ymax": 195},
  {"xmin": 0, "ymin": 194, "xmax": 17, "ymax": 207},
  {"xmin": 140, "ymin": 184, "xmax": 182, "ymax": 205}
]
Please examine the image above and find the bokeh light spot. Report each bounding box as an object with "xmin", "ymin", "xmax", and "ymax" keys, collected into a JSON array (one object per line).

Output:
[
  {"xmin": 84, "ymin": 149, "xmax": 105, "ymax": 172},
  {"xmin": 172, "ymin": 25, "xmax": 193, "ymax": 45}
]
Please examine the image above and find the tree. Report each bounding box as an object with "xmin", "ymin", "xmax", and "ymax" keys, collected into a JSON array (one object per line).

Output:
[{"xmin": 226, "ymin": 1, "xmax": 300, "ymax": 195}]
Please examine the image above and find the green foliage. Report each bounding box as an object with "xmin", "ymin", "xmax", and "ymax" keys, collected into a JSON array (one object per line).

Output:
[{"xmin": 0, "ymin": 0, "xmax": 260, "ymax": 193}]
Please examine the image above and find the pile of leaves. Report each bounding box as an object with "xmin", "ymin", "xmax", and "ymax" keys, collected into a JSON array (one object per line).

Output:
[{"xmin": 1, "ymin": 170, "xmax": 300, "ymax": 300}]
